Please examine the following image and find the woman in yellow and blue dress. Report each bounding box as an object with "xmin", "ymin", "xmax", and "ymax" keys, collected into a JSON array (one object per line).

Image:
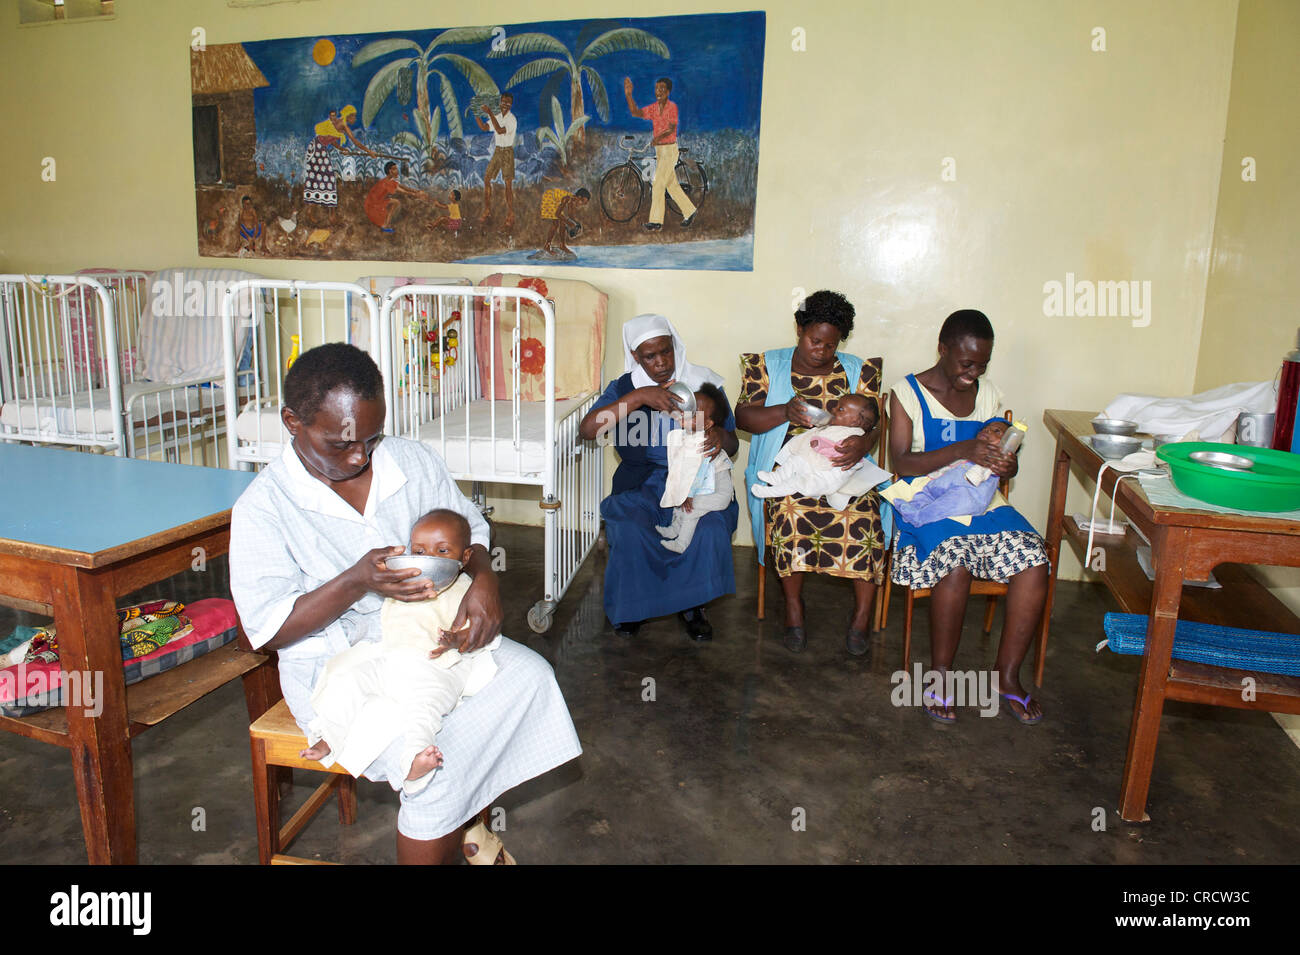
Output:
[{"xmin": 736, "ymin": 291, "xmax": 887, "ymax": 656}]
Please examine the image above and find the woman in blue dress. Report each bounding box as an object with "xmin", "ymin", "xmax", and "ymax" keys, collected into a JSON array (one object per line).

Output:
[
  {"xmin": 887, "ymin": 309, "xmax": 1049, "ymax": 724},
  {"xmin": 578, "ymin": 314, "xmax": 739, "ymax": 640}
]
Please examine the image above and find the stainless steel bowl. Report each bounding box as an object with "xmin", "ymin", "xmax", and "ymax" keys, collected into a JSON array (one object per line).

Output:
[
  {"xmin": 1189, "ymin": 450, "xmax": 1255, "ymax": 472},
  {"xmin": 665, "ymin": 381, "xmax": 697, "ymax": 414},
  {"xmin": 1088, "ymin": 434, "xmax": 1144, "ymax": 459},
  {"xmin": 1151, "ymin": 434, "xmax": 1182, "ymax": 449},
  {"xmin": 385, "ymin": 555, "xmax": 463, "ymax": 592},
  {"xmin": 1092, "ymin": 417, "xmax": 1139, "ymax": 436}
]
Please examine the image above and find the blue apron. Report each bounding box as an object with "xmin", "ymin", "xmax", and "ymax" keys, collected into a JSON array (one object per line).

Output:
[{"xmin": 890, "ymin": 374, "xmax": 1035, "ymax": 563}]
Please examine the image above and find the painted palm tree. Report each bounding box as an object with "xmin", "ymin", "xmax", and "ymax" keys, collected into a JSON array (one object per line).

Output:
[
  {"xmin": 352, "ymin": 27, "xmax": 500, "ymax": 164},
  {"xmin": 488, "ymin": 20, "xmax": 669, "ymax": 142}
]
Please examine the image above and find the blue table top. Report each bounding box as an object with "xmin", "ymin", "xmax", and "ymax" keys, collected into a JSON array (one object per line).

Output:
[{"xmin": 0, "ymin": 445, "xmax": 256, "ymax": 557}]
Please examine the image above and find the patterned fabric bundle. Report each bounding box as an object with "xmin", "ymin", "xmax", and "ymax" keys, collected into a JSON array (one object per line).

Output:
[{"xmin": 0, "ymin": 601, "xmax": 194, "ymax": 666}]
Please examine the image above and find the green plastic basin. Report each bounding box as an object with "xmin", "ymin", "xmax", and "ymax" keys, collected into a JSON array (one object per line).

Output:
[{"xmin": 1156, "ymin": 442, "xmax": 1300, "ymax": 512}]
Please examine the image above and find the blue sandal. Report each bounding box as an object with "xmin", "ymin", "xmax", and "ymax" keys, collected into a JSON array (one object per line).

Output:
[
  {"xmin": 1000, "ymin": 691, "xmax": 1043, "ymax": 725},
  {"xmin": 923, "ymin": 689, "xmax": 956, "ymax": 725}
]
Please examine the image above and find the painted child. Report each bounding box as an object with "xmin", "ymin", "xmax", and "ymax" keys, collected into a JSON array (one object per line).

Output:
[
  {"xmin": 430, "ymin": 189, "xmax": 464, "ymax": 235},
  {"xmin": 237, "ymin": 196, "xmax": 267, "ymax": 254},
  {"xmin": 751, "ymin": 394, "xmax": 877, "ymax": 499},
  {"xmin": 656, "ymin": 383, "xmax": 735, "ymax": 554},
  {"xmin": 540, "ymin": 187, "xmax": 590, "ymax": 257},
  {"xmin": 299, "ymin": 509, "xmax": 499, "ymax": 795}
]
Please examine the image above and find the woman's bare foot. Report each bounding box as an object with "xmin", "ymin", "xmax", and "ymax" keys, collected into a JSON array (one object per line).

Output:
[
  {"xmin": 407, "ymin": 744, "xmax": 444, "ymax": 780},
  {"xmin": 300, "ymin": 740, "xmax": 331, "ymax": 761}
]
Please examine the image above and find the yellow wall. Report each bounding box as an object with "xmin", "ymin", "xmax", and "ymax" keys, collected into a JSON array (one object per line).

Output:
[
  {"xmin": 0, "ymin": 0, "xmax": 1242, "ymax": 574},
  {"xmin": 1192, "ymin": 0, "xmax": 1300, "ymax": 745}
]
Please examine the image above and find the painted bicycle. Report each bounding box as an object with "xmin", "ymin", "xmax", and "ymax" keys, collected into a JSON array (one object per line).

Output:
[{"xmin": 598, "ymin": 135, "xmax": 708, "ymax": 223}]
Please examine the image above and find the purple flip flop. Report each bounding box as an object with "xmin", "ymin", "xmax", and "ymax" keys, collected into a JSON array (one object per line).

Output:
[
  {"xmin": 1000, "ymin": 691, "xmax": 1043, "ymax": 725},
  {"xmin": 923, "ymin": 689, "xmax": 956, "ymax": 725}
]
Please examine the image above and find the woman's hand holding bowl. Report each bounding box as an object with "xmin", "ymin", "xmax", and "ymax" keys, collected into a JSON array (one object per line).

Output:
[
  {"xmin": 353, "ymin": 545, "xmax": 434, "ymax": 602},
  {"xmin": 632, "ymin": 384, "xmax": 683, "ymax": 413}
]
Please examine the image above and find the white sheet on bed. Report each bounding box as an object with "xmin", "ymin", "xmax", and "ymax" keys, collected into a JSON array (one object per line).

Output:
[
  {"xmin": 418, "ymin": 398, "xmax": 587, "ymax": 476},
  {"xmin": 0, "ymin": 380, "xmax": 220, "ymax": 437},
  {"xmin": 235, "ymin": 403, "xmax": 291, "ymax": 448}
]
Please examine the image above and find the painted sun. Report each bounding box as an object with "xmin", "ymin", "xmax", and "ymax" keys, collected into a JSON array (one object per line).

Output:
[{"xmin": 311, "ymin": 38, "xmax": 335, "ymax": 66}]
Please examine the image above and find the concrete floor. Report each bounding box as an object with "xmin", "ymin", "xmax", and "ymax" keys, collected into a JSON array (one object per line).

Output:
[{"xmin": 1, "ymin": 523, "xmax": 1298, "ymax": 864}]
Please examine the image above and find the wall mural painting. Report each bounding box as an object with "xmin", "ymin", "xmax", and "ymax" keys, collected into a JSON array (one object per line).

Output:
[{"xmin": 191, "ymin": 12, "xmax": 765, "ymax": 271}]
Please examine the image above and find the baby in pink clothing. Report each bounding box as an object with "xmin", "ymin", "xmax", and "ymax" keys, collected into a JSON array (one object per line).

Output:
[{"xmin": 752, "ymin": 395, "xmax": 877, "ymax": 499}]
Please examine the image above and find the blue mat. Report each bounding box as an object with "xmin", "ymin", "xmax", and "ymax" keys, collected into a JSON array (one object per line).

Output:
[{"xmin": 1102, "ymin": 613, "xmax": 1300, "ymax": 676}]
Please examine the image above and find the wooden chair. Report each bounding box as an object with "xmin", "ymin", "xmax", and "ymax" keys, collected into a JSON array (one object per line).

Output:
[
  {"xmin": 756, "ymin": 402, "xmax": 890, "ymax": 633},
  {"xmin": 879, "ymin": 410, "xmax": 1013, "ymax": 671},
  {"xmin": 250, "ymin": 697, "xmax": 358, "ymax": 865}
]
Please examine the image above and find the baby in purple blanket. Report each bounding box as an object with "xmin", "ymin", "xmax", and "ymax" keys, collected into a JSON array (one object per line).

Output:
[{"xmin": 894, "ymin": 420, "xmax": 1012, "ymax": 526}]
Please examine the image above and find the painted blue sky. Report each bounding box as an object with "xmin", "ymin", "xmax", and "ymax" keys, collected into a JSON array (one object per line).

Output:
[{"xmin": 242, "ymin": 12, "xmax": 765, "ymax": 145}]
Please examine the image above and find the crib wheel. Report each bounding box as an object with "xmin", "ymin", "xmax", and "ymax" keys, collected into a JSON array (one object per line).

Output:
[{"xmin": 527, "ymin": 602, "xmax": 554, "ymax": 634}]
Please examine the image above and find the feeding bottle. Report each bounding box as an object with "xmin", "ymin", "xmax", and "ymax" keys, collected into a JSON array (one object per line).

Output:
[{"xmin": 1000, "ymin": 420, "xmax": 1028, "ymax": 454}]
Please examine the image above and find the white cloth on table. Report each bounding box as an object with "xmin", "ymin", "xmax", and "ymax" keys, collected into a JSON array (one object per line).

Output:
[
  {"xmin": 229, "ymin": 437, "xmax": 581, "ymax": 838},
  {"xmin": 306, "ymin": 575, "xmax": 501, "ymax": 797},
  {"xmin": 751, "ymin": 425, "xmax": 864, "ymax": 499},
  {"xmin": 1102, "ymin": 380, "xmax": 1275, "ymax": 443}
]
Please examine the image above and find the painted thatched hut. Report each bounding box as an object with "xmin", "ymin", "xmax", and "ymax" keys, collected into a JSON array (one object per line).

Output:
[{"xmin": 191, "ymin": 43, "xmax": 269, "ymax": 185}]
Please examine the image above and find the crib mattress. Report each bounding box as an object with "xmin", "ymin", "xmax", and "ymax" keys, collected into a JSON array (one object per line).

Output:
[
  {"xmin": 235, "ymin": 404, "xmax": 291, "ymax": 449},
  {"xmin": 0, "ymin": 381, "xmax": 220, "ymax": 438},
  {"xmin": 417, "ymin": 397, "xmax": 588, "ymax": 477}
]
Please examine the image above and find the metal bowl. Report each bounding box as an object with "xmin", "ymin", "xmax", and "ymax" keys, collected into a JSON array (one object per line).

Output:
[
  {"xmin": 1189, "ymin": 450, "xmax": 1255, "ymax": 472},
  {"xmin": 1151, "ymin": 434, "xmax": 1183, "ymax": 449},
  {"xmin": 665, "ymin": 381, "xmax": 697, "ymax": 414},
  {"xmin": 1088, "ymin": 433, "xmax": 1144, "ymax": 459},
  {"xmin": 1092, "ymin": 417, "xmax": 1139, "ymax": 436},
  {"xmin": 385, "ymin": 555, "xmax": 463, "ymax": 593}
]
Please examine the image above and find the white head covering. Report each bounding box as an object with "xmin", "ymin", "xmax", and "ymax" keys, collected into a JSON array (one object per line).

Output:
[{"xmin": 623, "ymin": 313, "xmax": 725, "ymax": 391}]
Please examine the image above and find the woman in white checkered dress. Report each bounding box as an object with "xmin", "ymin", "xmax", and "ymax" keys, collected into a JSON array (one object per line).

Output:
[{"xmin": 230, "ymin": 344, "xmax": 581, "ymax": 863}]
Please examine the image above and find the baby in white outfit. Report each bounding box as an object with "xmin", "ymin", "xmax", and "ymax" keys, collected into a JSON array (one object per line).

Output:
[
  {"xmin": 751, "ymin": 394, "xmax": 877, "ymax": 499},
  {"xmin": 299, "ymin": 509, "xmax": 498, "ymax": 796},
  {"xmin": 656, "ymin": 383, "xmax": 735, "ymax": 553}
]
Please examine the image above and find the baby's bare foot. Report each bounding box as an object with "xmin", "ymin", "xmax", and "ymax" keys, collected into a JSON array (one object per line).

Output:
[
  {"xmin": 407, "ymin": 744, "xmax": 444, "ymax": 780},
  {"xmin": 300, "ymin": 740, "xmax": 331, "ymax": 761}
]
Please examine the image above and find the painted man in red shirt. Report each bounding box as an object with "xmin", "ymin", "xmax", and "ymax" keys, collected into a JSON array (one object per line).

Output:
[{"xmin": 623, "ymin": 76, "xmax": 697, "ymax": 231}]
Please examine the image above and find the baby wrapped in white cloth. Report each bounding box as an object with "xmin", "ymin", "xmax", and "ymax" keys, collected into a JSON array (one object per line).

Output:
[
  {"xmin": 656, "ymin": 383, "xmax": 735, "ymax": 553},
  {"xmin": 300, "ymin": 509, "xmax": 498, "ymax": 796},
  {"xmin": 751, "ymin": 394, "xmax": 878, "ymax": 499}
]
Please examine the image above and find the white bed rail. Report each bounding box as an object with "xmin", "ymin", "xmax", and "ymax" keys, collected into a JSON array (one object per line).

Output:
[
  {"xmin": 221, "ymin": 279, "xmax": 381, "ymax": 469},
  {"xmin": 0, "ymin": 274, "xmax": 124, "ymax": 452},
  {"xmin": 380, "ymin": 284, "xmax": 601, "ymax": 632}
]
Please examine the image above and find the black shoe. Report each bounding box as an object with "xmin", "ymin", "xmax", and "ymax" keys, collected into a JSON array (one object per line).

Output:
[
  {"xmin": 680, "ymin": 212, "xmax": 696, "ymax": 228},
  {"xmin": 783, "ymin": 627, "xmax": 807, "ymax": 653},
  {"xmin": 845, "ymin": 627, "xmax": 869, "ymax": 657},
  {"xmin": 643, "ymin": 222, "xmax": 662, "ymax": 232},
  {"xmin": 612, "ymin": 619, "xmax": 641, "ymax": 637},
  {"xmin": 679, "ymin": 608, "xmax": 713, "ymax": 641}
]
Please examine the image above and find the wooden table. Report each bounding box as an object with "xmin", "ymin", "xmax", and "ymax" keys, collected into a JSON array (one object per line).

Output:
[
  {"xmin": 0, "ymin": 444, "xmax": 266, "ymax": 863},
  {"xmin": 1037, "ymin": 410, "xmax": 1300, "ymax": 821}
]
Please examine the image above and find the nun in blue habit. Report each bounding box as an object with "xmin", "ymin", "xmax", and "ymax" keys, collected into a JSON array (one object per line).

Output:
[{"xmin": 578, "ymin": 314, "xmax": 739, "ymax": 641}]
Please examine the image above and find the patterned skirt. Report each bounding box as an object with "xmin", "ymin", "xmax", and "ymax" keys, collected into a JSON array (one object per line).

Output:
[
  {"xmin": 890, "ymin": 530, "xmax": 1048, "ymax": 590},
  {"xmin": 765, "ymin": 492, "xmax": 887, "ymax": 584},
  {"xmin": 303, "ymin": 140, "xmax": 338, "ymax": 207}
]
